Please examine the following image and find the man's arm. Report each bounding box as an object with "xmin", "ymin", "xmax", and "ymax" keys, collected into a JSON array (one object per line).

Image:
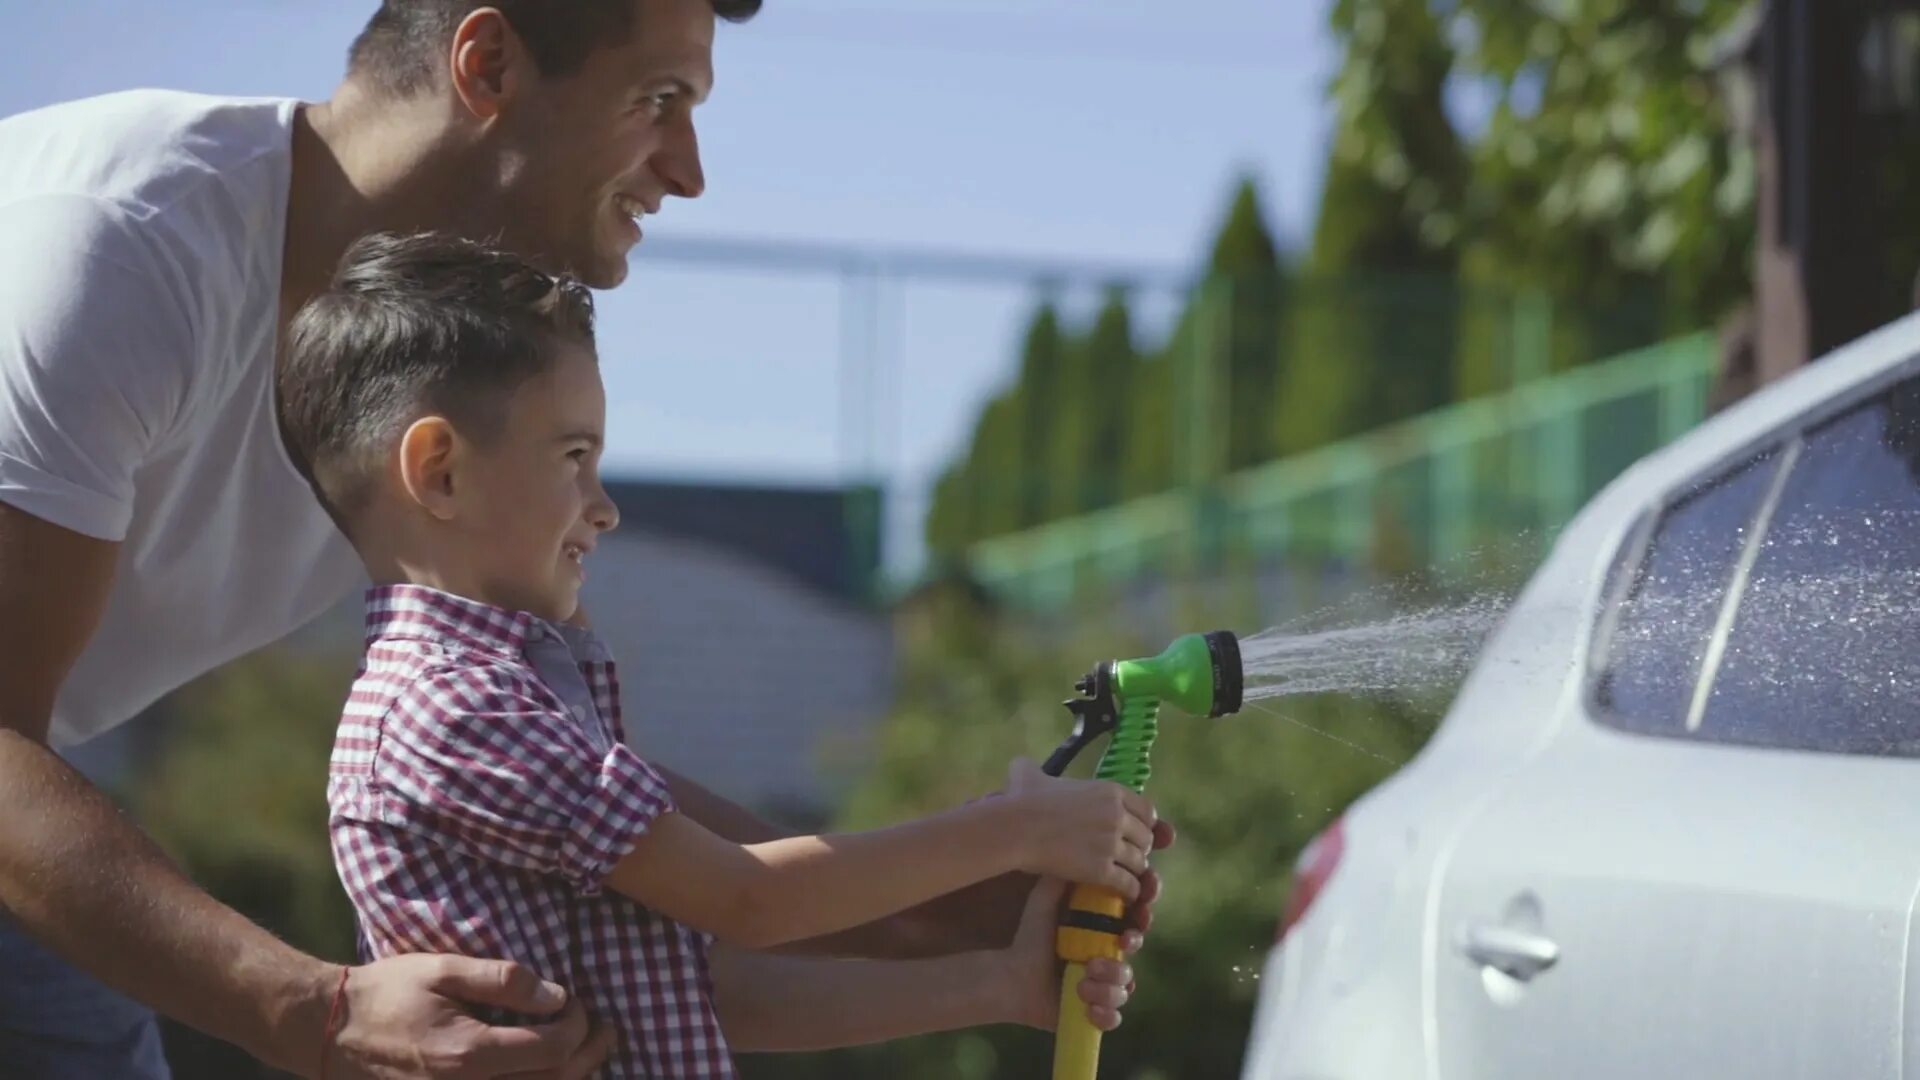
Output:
[
  {"xmin": 0, "ymin": 503, "xmax": 328, "ymax": 1065},
  {"xmin": 0, "ymin": 503, "xmax": 601, "ymax": 1078},
  {"xmin": 706, "ymin": 877, "xmax": 1138, "ymax": 1052},
  {"xmin": 707, "ymin": 945, "xmax": 1012, "ymax": 1052},
  {"xmin": 649, "ymin": 763, "xmax": 789, "ymax": 842}
]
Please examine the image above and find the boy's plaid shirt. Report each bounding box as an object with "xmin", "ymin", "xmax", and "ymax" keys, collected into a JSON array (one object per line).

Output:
[{"xmin": 327, "ymin": 584, "xmax": 736, "ymax": 1078}]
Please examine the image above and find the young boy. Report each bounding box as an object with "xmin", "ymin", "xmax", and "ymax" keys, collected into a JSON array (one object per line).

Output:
[{"xmin": 285, "ymin": 231, "xmax": 1159, "ymax": 1077}]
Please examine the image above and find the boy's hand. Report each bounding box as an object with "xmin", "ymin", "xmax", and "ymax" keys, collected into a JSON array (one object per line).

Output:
[
  {"xmin": 326, "ymin": 954, "xmax": 613, "ymax": 1079},
  {"xmin": 998, "ymin": 877, "xmax": 1144, "ymax": 1032},
  {"xmin": 1003, "ymin": 757, "xmax": 1156, "ymax": 900}
]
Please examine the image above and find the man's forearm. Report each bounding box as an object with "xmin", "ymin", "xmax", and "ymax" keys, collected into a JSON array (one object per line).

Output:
[
  {"xmin": 654, "ymin": 764, "xmax": 789, "ymax": 843},
  {"xmin": 779, "ymin": 871, "xmax": 1034, "ymax": 958},
  {"xmin": 0, "ymin": 730, "xmax": 331, "ymax": 1072},
  {"xmin": 706, "ymin": 943, "xmax": 1013, "ymax": 1052}
]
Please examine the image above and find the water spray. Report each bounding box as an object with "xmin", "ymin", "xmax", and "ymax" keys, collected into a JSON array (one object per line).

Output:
[{"xmin": 1040, "ymin": 630, "xmax": 1244, "ymax": 1080}]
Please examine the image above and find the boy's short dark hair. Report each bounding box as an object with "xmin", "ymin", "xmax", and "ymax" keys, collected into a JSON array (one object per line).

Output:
[
  {"xmin": 350, "ymin": 0, "xmax": 763, "ymax": 97},
  {"xmin": 282, "ymin": 230, "xmax": 597, "ymax": 533}
]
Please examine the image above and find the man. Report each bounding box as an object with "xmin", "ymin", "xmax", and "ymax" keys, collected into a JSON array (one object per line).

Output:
[{"xmin": 0, "ymin": 1, "xmax": 1171, "ymax": 1077}]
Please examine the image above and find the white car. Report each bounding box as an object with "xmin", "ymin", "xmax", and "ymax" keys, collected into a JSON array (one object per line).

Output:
[{"xmin": 1241, "ymin": 311, "xmax": 1920, "ymax": 1080}]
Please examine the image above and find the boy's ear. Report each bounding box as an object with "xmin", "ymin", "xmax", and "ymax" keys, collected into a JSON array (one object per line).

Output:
[{"xmin": 398, "ymin": 417, "xmax": 461, "ymax": 519}]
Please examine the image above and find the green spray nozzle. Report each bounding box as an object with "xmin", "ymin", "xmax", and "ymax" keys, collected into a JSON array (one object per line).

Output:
[
  {"xmin": 1043, "ymin": 630, "xmax": 1244, "ymax": 1080},
  {"xmin": 1041, "ymin": 631, "xmax": 1243, "ymax": 781},
  {"xmin": 1112, "ymin": 630, "xmax": 1244, "ymax": 719}
]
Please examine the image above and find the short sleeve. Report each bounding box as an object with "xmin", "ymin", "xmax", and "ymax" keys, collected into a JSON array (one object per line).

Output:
[
  {"xmin": 374, "ymin": 663, "xmax": 676, "ymax": 894},
  {"xmin": 0, "ymin": 195, "xmax": 196, "ymax": 540}
]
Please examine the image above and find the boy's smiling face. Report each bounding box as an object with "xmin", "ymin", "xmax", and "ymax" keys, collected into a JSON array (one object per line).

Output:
[{"xmin": 438, "ymin": 340, "xmax": 620, "ymax": 622}]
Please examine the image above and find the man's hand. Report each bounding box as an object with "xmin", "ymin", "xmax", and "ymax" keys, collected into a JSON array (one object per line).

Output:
[
  {"xmin": 705, "ymin": 848, "xmax": 1171, "ymax": 1052},
  {"xmin": 323, "ymin": 955, "xmax": 612, "ymax": 1080},
  {"xmin": 1129, "ymin": 819, "xmax": 1175, "ymax": 940},
  {"xmin": 1001, "ymin": 877, "xmax": 1136, "ymax": 1031},
  {"xmin": 964, "ymin": 817, "xmax": 1177, "ymax": 957},
  {"xmin": 1001, "ymin": 819, "xmax": 1176, "ymax": 1029}
]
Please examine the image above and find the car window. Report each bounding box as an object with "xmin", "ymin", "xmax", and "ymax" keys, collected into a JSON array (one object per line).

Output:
[
  {"xmin": 1593, "ymin": 450, "xmax": 1782, "ymax": 736},
  {"xmin": 1696, "ymin": 379, "xmax": 1920, "ymax": 755}
]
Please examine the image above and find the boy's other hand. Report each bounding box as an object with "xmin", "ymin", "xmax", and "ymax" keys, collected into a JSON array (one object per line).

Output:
[
  {"xmin": 1003, "ymin": 757, "xmax": 1156, "ymax": 901},
  {"xmin": 999, "ymin": 877, "xmax": 1144, "ymax": 1032},
  {"xmin": 327, "ymin": 954, "xmax": 613, "ymax": 1079}
]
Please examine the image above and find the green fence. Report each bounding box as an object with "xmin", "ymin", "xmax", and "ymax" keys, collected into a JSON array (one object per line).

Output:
[{"xmin": 965, "ymin": 332, "xmax": 1717, "ymax": 610}]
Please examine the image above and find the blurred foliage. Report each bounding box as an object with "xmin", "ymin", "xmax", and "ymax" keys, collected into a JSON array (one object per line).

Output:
[
  {"xmin": 1326, "ymin": 0, "xmax": 1756, "ymax": 324},
  {"xmin": 1052, "ymin": 289, "xmax": 1140, "ymax": 516},
  {"xmin": 1451, "ymin": 0, "xmax": 1757, "ymax": 325},
  {"xmin": 927, "ymin": 0, "xmax": 1759, "ymax": 559},
  {"xmin": 1020, "ymin": 303, "xmax": 1071, "ymax": 527},
  {"xmin": 1317, "ymin": 0, "xmax": 1470, "ymax": 268},
  {"xmin": 925, "ymin": 179, "xmax": 1295, "ymax": 561},
  {"xmin": 1212, "ymin": 181, "xmax": 1290, "ymax": 473},
  {"xmin": 130, "ymin": 648, "xmax": 360, "ymax": 1078},
  {"xmin": 1121, "ymin": 343, "xmax": 1178, "ymax": 502},
  {"xmin": 1288, "ymin": 0, "xmax": 1465, "ymax": 455}
]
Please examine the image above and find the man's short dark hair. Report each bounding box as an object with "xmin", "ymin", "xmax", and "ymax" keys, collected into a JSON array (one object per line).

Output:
[
  {"xmin": 349, "ymin": 0, "xmax": 762, "ymax": 97},
  {"xmin": 282, "ymin": 231, "xmax": 597, "ymax": 532}
]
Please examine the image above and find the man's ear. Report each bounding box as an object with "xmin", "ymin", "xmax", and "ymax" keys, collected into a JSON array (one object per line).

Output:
[
  {"xmin": 398, "ymin": 417, "xmax": 461, "ymax": 519},
  {"xmin": 447, "ymin": 7, "xmax": 533, "ymax": 120}
]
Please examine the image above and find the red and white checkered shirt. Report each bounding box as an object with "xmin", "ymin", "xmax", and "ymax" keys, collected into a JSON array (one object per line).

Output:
[{"xmin": 327, "ymin": 584, "xmax": 736, "ymax": 1078}]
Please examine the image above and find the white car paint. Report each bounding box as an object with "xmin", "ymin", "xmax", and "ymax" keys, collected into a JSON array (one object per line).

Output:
[{"xmin": 1242, "ymin": 310, "xmax": 1920, "ymax": 1080}]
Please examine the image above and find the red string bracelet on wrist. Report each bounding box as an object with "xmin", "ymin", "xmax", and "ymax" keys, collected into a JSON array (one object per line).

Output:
[{"xmin": 319, "ymin": 965, "xmax": 350, "ymax": 1080}]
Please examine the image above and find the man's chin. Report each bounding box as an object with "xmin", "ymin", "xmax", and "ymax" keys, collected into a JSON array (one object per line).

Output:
[{"xmin": 572, "ymin": 245, "xmax": 632, "ymax": 290}]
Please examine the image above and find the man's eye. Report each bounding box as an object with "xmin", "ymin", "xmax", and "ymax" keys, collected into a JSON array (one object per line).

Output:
[
  {"xmin": 644, "ymin": 91, "xmax": 676, "ymax": 111},
  {"xmin": 568, "ymin": 448, "xmax": 590, "ymax": 461}
]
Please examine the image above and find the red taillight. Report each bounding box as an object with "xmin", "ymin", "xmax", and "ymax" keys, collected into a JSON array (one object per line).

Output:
[{"xmin": 1278, "ymin": 816, "xmax": 1345, "ymax": 941}]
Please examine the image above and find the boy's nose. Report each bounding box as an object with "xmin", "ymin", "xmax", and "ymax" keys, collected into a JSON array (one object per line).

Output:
[{"xmin": 588, "ymin": 490, "xmax": 620, "ymax": 533}]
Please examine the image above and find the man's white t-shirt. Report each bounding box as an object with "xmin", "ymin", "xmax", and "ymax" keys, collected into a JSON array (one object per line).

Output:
[{"xmin": 0, "ymin": 90, "xmax": 362, "ymax": 747}]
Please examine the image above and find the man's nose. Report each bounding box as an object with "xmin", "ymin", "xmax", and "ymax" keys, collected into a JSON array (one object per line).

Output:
[{"xmin": 653, "ymin": 120, "xmax": 706, "ymax": 199}]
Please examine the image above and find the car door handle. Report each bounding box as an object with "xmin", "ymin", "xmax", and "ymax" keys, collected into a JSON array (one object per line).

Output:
[{"xmin": 1459, "ymin": 923, "xmax": 1560, "ymax": 981}]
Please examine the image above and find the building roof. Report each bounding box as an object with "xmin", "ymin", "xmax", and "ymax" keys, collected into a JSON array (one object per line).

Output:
[{"xmin": 603, "ymin": 477, "xmax": 884, "ymax": 605}]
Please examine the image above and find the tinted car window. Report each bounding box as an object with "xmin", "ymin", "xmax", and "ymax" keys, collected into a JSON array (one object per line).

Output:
[
  {"xmin": 1698, "ymin": 380, "xmax": 1920, "ymax": 755},
  {"xmin": 1594, "ymin": 451, "xmax": 1781, "ymax": 736}
]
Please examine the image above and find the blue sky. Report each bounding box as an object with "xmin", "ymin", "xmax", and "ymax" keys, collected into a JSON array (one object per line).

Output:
[{"xmin": 0, "ymin": 0, "xmax": 1332, "ymax": 574}]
